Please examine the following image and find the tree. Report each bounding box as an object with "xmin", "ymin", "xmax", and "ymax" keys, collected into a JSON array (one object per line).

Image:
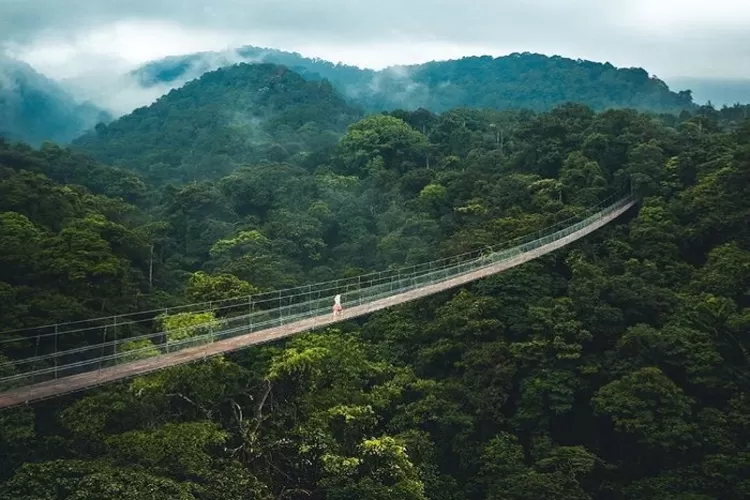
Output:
[
  {"xmin": 157, "ymin": 311, "xmax": 220, "ymax": 345},
  {"xmin": 559, "ymin": 151, "xmax": 607, "ymax": 206},
  {"xmin": 592, "ymin": 367, "xmax": 697, "ymax": 454},
  {"xmin": 337, "ymin": 115, "xmax": 429, "ymax": 175},
  {"xmin": 185, "ymin": 271, "xmax": 260, "ymax": 303},
  {"xmin": 320, "ymin": 436, "xmax": 427, "ymax": 500},
  {"xmin": 0, "ymin": 212, "xmax": 43, "ymax": 284},
  {"xmin": 0, "ymin": 459, "xmax": 196, "ymax": 500},
  {"xmin": 105, "ymin": 422, "xmax": 228, "ymax": 481}
]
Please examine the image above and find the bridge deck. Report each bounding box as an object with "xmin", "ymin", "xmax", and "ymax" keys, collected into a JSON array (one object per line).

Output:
[{"xmin": 0, "ymin": 199, "xmax": 635, "ymax": 409}]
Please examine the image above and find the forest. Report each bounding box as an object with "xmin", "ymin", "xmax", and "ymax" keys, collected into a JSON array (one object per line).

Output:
[
  {"xmin": 0, "ymin": 60, "xmax": 749, "ymax": 500},
  {"xmin": 2, "ymin": 49, "xmax": 699, "ymax": 149},
  {"xmin": 134, "ymin": 49, "xmax": 696, "ymax": 113}
]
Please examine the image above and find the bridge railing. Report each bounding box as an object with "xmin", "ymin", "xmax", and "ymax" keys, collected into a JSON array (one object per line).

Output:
[
  {"xmin": 0, "ymin": 190, "xmax": 627, "ymax": 352},
  {"xmin": 0, "ymin": 193, "xmax": 635, "ymax": 392}
]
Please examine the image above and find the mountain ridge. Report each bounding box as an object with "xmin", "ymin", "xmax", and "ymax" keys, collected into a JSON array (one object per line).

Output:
[
  {"xmin": 0, "ymin": 55, "xmax": 111, "ymax": 146},
  {"xmin": 132, "ymin": 46, "xmax": 695, "ymax": 113},
  {"xmin": 72, "ymin": 62, "xmax": 364, "ymax": 184}
]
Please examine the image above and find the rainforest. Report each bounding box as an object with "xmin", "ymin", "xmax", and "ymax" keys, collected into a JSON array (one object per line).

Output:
[{"xmin": 0, "ymin": 61, "xmax": 749, "ymax": 500}]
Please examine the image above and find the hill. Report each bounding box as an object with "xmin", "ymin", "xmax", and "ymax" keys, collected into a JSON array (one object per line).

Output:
[
  {"xmin": 0, "ymin": 56, "xmax": 111, "ymax": 146},
  {"xmin": 72, "ymin": 63, "xmax": 364, "ymax": 184},
  {"xmin": 132, "ymin": 46, "xmax": 695, "ymax": 113},
  {"xmin": 370, "ymin": 53, "xmax": 695, "ymax": 112},
  {"xmin": 133, "ymin": 45, "xmax": 372, "ymax": 92},
  {"xmin": 1, "ymin": 103, "xmax": 749, "ymax": 499},
  {"xmin": 2, "ymin": 103, "xmax": 750, "ymax": 499}
]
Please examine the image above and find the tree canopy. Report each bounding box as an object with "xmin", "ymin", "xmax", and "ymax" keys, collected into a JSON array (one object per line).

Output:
[
  {"xmin": 133, "ymin": 49, "xmax": 697, "ymax": 114},
  {"xmin": 0, "ymin": 87, "xmax": 749, "ymax": 499}
]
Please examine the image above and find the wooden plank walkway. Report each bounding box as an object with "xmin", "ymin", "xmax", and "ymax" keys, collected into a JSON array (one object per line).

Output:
[{"xmin": 0, "ymin": 200, "xmax": 635, "ymax": 409}]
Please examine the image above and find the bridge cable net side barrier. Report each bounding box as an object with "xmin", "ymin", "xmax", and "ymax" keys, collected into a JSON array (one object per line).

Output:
[
  {"xmin": 0, "ymin": 193, "xmax": 636, "ymax": 408},
  {"xmin": 0, "ymin": 190, "xmax": 628, "ymax": 345}
]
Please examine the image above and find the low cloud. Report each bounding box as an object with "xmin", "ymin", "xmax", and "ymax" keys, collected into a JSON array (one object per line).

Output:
[
  {"xmin": 57, "ymin": 47, "xmax": 273, "ymax": 117},
  {"xmin": 0, "ymin": 0, "xmax": 749, "ymax": 80},
  {"xmin": 1, "ymin": 0, "xmax": 749, "ymax": 122}
]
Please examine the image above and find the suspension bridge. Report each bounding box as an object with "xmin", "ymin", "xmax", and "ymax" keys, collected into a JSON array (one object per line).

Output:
[{"xmin": 0, "ymin": 193, "xmax": 637, "ymax": 409}]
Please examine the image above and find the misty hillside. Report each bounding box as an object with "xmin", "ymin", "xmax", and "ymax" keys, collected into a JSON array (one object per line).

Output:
[
  {"xmin": 133, "ymin": 45, "xmax": 372, "ymax": 91},
  {"xmin": 0, "ymin": 56, "xmax": 111, "ymax": 146},
  {"xmin": 133, "ymin": 46, "xmax": 695, "ymax": 113},
  {"xmin": 72, "ymin": 63, "xmax": 364, "ymax": 185},
  {"xmin": 374, "ymin": 54, "xmax": 695, "ymax": 112}
]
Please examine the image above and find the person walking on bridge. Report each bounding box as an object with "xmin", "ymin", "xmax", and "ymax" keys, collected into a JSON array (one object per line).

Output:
[{"xmin": 332, "ymin": 294, "xmax": 343, "ymax": 318}]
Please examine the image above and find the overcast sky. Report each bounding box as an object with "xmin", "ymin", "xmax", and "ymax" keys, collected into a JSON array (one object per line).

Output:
[{"xmin": 1, "ymin": 0, "xmax": 749, "ymax": 81}]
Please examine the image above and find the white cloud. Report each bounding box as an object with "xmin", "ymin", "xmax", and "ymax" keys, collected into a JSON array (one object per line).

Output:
[
  {"xmin": 2, "ymin": 0, "xmax": 749, "ymax": 87},
  {"xmin": 621, "ymin": 0, "xmax": 750, "ymax": 34},
  {"xmin": 5, "ymin": 20, "xmax": 246, "ymax": 79}
]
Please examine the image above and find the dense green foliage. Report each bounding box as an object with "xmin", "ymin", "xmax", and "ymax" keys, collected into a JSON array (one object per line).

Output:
[
  {"xmin": 133, "ymin": 45, "xmax": 371, "ymax": 94},
  {"xmin": 134, "ymin": 48, "xmax": 696, "ymax": 114},
  {"xmin": 0, "ymin": 140, "xmax": 159, "ymax": 328},
  {"xmin": 358, "ymin": 54, "xmax": 695, "ymax": 113},
  {"xmin": 0, "ymin": 56, "xmax": 110, "ymax": 146},
  {"xmin": 1, "ymin": 84, "xmax": 749, "ymax": 500},
  {"xmin": 73, "ymin": 63, "xmax": 363, "ymax": 185}
]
